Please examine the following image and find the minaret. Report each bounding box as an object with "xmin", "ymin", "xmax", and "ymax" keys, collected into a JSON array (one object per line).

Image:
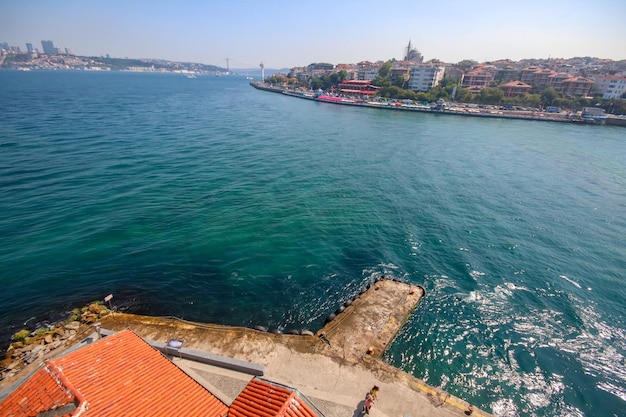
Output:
[{"xmin": 260, "ymin": 62, "xmax": 265, "ymax": 82}]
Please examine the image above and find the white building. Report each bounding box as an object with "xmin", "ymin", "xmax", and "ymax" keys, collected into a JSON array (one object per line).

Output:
[
  {"xmin": 357, "ymin": 66, "xmax": 380, "ymax": 81},
  {"xmin": 407, "ymin": 64, "xmax": 446, "ymax": 92},
  {"xmin": 593, "ymin": 76, "xmax": 626, "ymax": 99}
]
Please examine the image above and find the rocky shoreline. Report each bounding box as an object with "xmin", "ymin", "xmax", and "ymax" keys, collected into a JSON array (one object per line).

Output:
[{"xmin": 0, "ymin": 302, "xmax": 111, "ymax": 383}]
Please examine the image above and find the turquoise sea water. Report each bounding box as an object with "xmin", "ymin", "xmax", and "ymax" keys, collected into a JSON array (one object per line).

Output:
[{"xmin": 1, "ymin": 71, "xmax": 625, "ymax": 416}]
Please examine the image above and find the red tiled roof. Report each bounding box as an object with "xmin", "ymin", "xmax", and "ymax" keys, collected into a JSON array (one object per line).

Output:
[
  {"xmin": 0, "ymin": 365, "xmax": 76, "ymax": 417},
  {"xmin": 0, "ymin": 330, "xmax": 228, "ymax": 417},
  {"xmin": 562, "ymin": 76, "xmax": 593, "ymax": 83},
  {"xmin": 501, "ymin": 81, "xmax": 532, "ymax": 88},
  {"xmin": 230, "ymin": 378, "xmax": 319, "ymax": 417}
]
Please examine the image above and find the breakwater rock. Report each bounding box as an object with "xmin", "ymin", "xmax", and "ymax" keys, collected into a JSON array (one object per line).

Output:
[{"xmin": 0, "ymin": 303, "xmax": 110, "ymax": 382}]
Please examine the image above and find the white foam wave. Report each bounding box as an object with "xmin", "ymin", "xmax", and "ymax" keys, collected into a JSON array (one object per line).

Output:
[
  {"xmin": 559, "ymin": 274, "xmax": 582, "ymax": 288},
  {"xmin": 490, "ymin": 398, "xmax": 519, "ymax": 417},
  {"xmin": 465, "ymin": 291, "xmax": 481, "ymax": 303},
  {"xmin": 445, "ymin": 277, "xmax": 625, "ymax": 416},
  {"xmin": 469, "ymin": 270, "xmax": 485, "ymax": 279}
]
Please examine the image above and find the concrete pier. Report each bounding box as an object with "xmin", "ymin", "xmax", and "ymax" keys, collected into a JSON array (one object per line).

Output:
[
  {"xmin": 1, "ymin": 279, "xmax": 493, "ymax": 417},
  {"xmin": 318, "ymin": 278, "xmax": 424, "ymax": 362},
  {"xmin": 92, "ymin": 278, "xmax": 491, "ymax": 417}
]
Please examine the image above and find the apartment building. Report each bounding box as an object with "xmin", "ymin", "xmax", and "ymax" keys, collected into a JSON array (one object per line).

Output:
[
  {"xmin": 560, "ymin": 76, "xmax": 594, "ymax": 97},
  {"xmin": 356, "ymin": 61, "xmax": 382, "ymax": 81},
  {"xmin": 501, "ymin": 81, "xmax": 532, "ymax": 98},
  {"xmin": 593, "ymin": 76, "xmax": 626, "ymax": 99},
  {"xmin": 407, "ymin": 63, "xmax": 446, "ymax": 91},
  {"xmin": 461, "ymin": 66, "xmax": 495, "ymax": 90}
]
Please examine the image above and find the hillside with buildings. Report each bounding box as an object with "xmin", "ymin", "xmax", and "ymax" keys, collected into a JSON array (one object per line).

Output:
[{"xmin": 2, "ymin": 40, "xmax": 625, "ymax": 112}]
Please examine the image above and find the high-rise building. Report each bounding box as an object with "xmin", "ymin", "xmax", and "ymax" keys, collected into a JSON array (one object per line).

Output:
[
  {"xmin": 41, "ymin": 40, "xmax": 56, "ymax": 54},
  {"xmin": 26, "ymin": 43, "xmax": 33, "ymax": 53},
  {"xmin": 408, "ymin": 63, "xmax": 446, "ymax": 92}
]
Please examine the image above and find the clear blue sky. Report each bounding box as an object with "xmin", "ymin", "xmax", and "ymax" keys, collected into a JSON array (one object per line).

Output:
[{"xmin": 2, "ymin": 0, "xmax": 625, "ymax": 68}]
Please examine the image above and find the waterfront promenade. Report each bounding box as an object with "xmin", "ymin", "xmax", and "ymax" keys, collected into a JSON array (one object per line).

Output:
[
  {"xmin": 96, "ymin": 279, "xmax": 490, "ymax": 417},
  {"xmin": 1, "ymin": 279, "xmax": 493, "ymax": 417},
  {"xmin": 251, "ymin": 81, "xmax": 626, "ymax": 126}
]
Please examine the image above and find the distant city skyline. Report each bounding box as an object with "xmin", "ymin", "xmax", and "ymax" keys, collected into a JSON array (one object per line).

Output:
[{"xmin": 2, "ymin": 0, "xmax": 625, "ymax": 68}]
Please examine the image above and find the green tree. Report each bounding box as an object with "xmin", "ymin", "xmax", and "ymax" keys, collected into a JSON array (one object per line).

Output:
[
  {"xmin": 391, "ymin": 75, "xmax": 407, "ymax": 88},
  {"xmin": 540, "ymin": 87, "xmax": 560, "ymax": 107},
  {"xmin": 378, "ymin": 60, "xmax": 393, "ymax": 79},
  {"xmin": 524, "ymin": 94, "xmax": 541, "ymax": 107},
  {"xmin": 329, "ymin": 70, "xmax": 347, "ymax": 86},
  {"xmin": 309, "ymin": 75, "xmax": 329, "ymax": 91},
  {"xmin": 414, "ymin": 92, "xmax": 431, "ymax": 103},
  {"xmin": 429, "ymin": 86, "xmax": 450, "ymax": 100},
  {"xmin": 454, "ymin": 87, "xmax": 474, "ymax": 103},
  {"xmin": 479, "ymin": 87, "xmax": 504, "ymax": 105},
  {"xmin": 456, "ymin": 60, "xmax": 477, "ymax": 72},
  {"xmin": 267, "ymin": 74, "xmax": 285, "ymax": 86},
  {"xmin": 380, "ymin": 85, "xmax": 404, "ymax": 99},
  {"xmin": 553, "ymin": 97, "xmax": 576, "ymax": 109},
  {"xmin": 439, "ymin": 78, "xmax": 457, "ymax": 88},
  {"xmin": 372, "ymin": 76, "xmax": 391, "ymax": 88}
]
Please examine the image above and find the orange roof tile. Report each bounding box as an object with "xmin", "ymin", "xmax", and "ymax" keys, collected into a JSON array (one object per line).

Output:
[
  {"xmin": 230, "ymin": 378, "xmax": 319, "ymax": 417},
  {"xmin": 0, "ymin": 365, "xmax": 76, "ymax": 417},
  {"xmin": 0, "ymin": 330, "xmax": 228, "ymax": 417},
  {"xmin": 501, "ymin": 81, "xmax": 532, "ymax": 88},
  {"xmin": 562, "ymin": 76, "xmax": 594, "ymax": 83}
]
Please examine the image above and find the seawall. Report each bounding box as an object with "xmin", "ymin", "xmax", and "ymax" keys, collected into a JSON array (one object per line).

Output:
[
  {"xmin": 251, "ymin": 81, "xmax": 620, "ymax": 127},
  {"xmin": 1, "ymin": 278, "xmax": 493, "ymax": 417}
]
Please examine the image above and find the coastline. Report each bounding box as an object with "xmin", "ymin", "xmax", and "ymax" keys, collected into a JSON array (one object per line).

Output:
[
  {"xmin": 1, "ymin": 279, "xmax": 493, "ymax": 417},
  {"xmin": 250, "ymin": 81, "xmax": 626, "ymax": 127}
]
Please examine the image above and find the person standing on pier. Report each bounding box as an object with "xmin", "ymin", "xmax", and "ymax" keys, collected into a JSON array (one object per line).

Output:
[{"xmin": 362, "ymin": 386, "xmax": 379, "ymax": 414}]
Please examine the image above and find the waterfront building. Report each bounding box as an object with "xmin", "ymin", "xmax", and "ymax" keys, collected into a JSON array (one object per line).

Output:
[
  {"xmin": 520, "ymin": 66, "xmax": 541, "ymax": 84},
  {"xmin": 460, "ymin": 65, "xmax": 496, "ymax": 90},
  {"xmin": 0, "ymin": 330, "xmax": 229, "ymax": 417},
  {"xmin": 356, "ymin": 61, "xmax": 382, "ymax": 81},
  {"xmin": 41, "ymin": 40, "xmax": 56, "ymax": 54},
  {"xmin": 560, "ymin": 76, "xmax": 594, "ymax": 97},
  {"xmin": 337, "ymin": 80, "xmax": 378, "ymax": 96},
  {"xmin": 390, "ymin": 61, "xmax": 412, "ymax": 84},
  {"xmin": 408, "ymin": 63, "xmax": 446, "ymax": 92},
  {"xmin": 531, "ymin": 68, "xmax": 557, "ymax": 90},
  {"xmin": 307, "ymin": 62, "xmax": 334, "ymax": 76},
  {"xmin": 335, "ymin": 63, "xmax": 358, "ymax": 80},
  {"xmin": 0, "ymin": 329, "xmax": 325, "ymax": 417},
  {"xmin": 230, "ymin": 379, "xmax": 319, "ymax": 417},
  {"xmin": 547, "ymin": 72, "xmax": 571, "ymax": 91},
  {"xmin": 495, "ymin": 66, "xmax": 520, "ymax": 83},
  {"xmin": 501, "ymin": 80, "xmax": 532, "ymax": 98},
  {"xmin": 443, "ymin": 65, "xmax": 464, "ymax": 82},
  {"xmin": 593, "ymin": 75, "xmax": 626, "ymax": 99}
]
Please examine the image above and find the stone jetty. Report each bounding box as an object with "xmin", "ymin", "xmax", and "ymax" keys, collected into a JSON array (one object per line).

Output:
[{"xmin": 1, "ymin": 278, "xmax": 493, "ymax": 417}]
